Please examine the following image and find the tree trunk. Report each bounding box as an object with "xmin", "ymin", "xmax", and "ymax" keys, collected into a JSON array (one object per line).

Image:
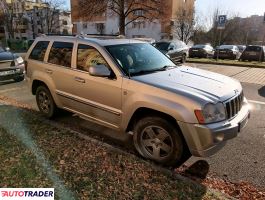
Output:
[{"xmin": 119, "ymin": 14, "xmax": 126, "ymax": 35}]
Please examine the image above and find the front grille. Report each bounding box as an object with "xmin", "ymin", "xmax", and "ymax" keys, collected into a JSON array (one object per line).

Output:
[{"xmin": 225, "ymin": 92, "xmax": 244, "ymax": 119}]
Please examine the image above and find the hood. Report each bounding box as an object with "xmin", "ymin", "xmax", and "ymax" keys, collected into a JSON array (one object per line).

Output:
[
  {"xmin": 0, "ymin": 51, "xmax": 15, "ymax": 61},
  {"xmin": 132, "ymin": 66, "xmax": 242, "ymax": 103},
  {"xmin": 0, "ymin": 52, "xmax": 17, "ymax": 69}
]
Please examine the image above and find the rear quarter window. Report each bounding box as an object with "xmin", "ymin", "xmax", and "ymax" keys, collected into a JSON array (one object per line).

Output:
[
  {"xmin": 48, "ymin": 42, "xmax": 73, "ymax": 68},
  {"xmin": 246, "ymin": 46, "xmax": 262, "ymax": 52},
  {"xmin": 29, "ymin": 41, "xmax": 49, "ymax": 61}
]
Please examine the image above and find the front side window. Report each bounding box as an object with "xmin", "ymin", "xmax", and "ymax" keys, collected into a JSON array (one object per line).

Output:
[
  {"xmin": 106, "ymin": 43, "xmax": 176, "ymax": 76},
  {"xmin": 48, "ymin": 42, "xmax": 73, "ymax": 68},
  {"xmin": 77, "ymin": 44, "xmax": 109, "ymax": 72},
  {"xmin": 29, "ymin": 41, "xmax": 49, "ymax": 61}
]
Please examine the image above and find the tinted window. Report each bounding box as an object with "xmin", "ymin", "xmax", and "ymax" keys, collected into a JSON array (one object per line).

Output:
[
  {"xmin": 77, "ymin": 44, "xmax": 109, "ymax": 72},
  {"xmin": 29, "ymin": 41, "xmax": 49, "ymax": 61},
  {"xmin": 193, "ymin": 45, "xmax": 206, "ymax": 48},
  {"xmin": 153, "ymin": 42, "xmax": 170, "ymax": 51},
  {"xmin": 48, "ymin": 42, "xmax": 73, "ymax": 67},
  {"xmin": 246, "ymin": 46, "xmax": 262, "ymax": 52},
  {"xmin": 218, "ymin": 45, "xmax": 234, "ymax": 50}
]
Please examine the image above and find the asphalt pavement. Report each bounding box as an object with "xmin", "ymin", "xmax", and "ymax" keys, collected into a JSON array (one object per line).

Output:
[{"xmin": 0, "ymin": 64, "xmax": 265, "ymax": 188}]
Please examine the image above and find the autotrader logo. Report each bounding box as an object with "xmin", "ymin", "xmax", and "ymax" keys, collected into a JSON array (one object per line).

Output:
[{"xmin": 0, "ymin": 188, "xmax": 54, "ymax": 200}]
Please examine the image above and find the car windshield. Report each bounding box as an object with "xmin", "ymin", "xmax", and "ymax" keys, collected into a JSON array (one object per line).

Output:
[
  {"xmin": 193, "ymin": 45, "xmax": 206, "ymax": 48},
  {"xmin": 218, "ymin": 45, "xmax": 234, "ymax": 50},
  {"xmin": 106, "ymin": 43, "xmax": 176, "ymax": 76},
  {"xmin": 152, "ymin": 42, "xmax": 170, "ymax": 51}
]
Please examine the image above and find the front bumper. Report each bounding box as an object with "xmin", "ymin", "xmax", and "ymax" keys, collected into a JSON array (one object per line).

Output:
[
  {"xmin": 0, "ymin": 67, "xmax": 25, "ymax": 81},
  {"xmin": 178, "ymin": 99, "xmax": 250, "ymax": 157}
]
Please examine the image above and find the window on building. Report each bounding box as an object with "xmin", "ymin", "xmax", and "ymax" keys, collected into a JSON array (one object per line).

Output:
[
  {"xmin": 134, "ymin": 10, "xmax": 145, "ymax": 16},
  {"xmin": 63, "ymin": 20, "xmax": 68, "ymax": 25},
  {"xmin": 29, "ymin": 41, "xmax": 49, "ymax": 61},
  {"xmin": 83, "ymin": 23, "xmax": 87, "ymax": 29},
  {"xmin": 48, "ymin": 42, "xmax": 73, "ymax": 68},
  {"xmin": 77, "ymin": 44, "xmax": 109, "ymax": 72}
]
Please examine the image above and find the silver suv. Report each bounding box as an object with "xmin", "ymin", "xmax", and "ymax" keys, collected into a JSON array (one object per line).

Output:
[{"xmin": 25, "ymin": 35, "xmax": 250, "ymax": 167}]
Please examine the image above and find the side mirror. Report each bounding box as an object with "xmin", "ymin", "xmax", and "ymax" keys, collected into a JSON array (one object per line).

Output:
[
  {"xmin": 168, "ymin": 47, "xmax": 174, "ymax": 51},
  {"xmin": 89, "ymin": 64, "xmax": 111, "ymax": 77},
  {"xmin": 5, "ymin": 47, "xmax": 10, "ymax": 51}
]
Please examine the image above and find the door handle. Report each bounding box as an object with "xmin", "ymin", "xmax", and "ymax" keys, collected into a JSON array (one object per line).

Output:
[
  {"xmin": 45, "ymin": 69, "xmax": 53, "ymax": 74},
  {"xmin": 74, "ymin": 77, "xmax": 85, "ymax": 83}
]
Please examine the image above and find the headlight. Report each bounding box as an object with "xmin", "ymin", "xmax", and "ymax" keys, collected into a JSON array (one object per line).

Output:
[
  {"xmin": 195, "ymin": 102, "xmax": 226, "ymax": 124},
  {"xmin": 14, "ymin": 56, "xmax": 24, "ymax": 67}
]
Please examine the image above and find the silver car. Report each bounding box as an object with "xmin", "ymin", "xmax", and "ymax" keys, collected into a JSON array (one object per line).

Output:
[{"xmin": 25, "ymin": 35, "xmax": 250, "ymax": 167}]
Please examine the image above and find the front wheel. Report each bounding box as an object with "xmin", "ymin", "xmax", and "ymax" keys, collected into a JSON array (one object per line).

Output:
[
  {"xmin": 36, "ymin": 86, "xmax": 58, "ymax": 118},
  {"xmin": 133, "ymin": 116, "xmax": 189, "ymax": 167}
]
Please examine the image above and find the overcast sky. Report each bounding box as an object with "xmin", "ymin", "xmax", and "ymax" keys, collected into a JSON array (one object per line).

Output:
[
  {"xmin": 195, "ymin": 0, "xmax": 265, "ymax": 18},
  {"xmin": 63, "ymin": 0, "xmax": 265, "ymax": 18}
]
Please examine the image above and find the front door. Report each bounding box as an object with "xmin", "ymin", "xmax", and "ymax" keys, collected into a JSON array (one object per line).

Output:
[{"xmin": 65, "ymin": 44, "xmax": 123, "ymax": 129}]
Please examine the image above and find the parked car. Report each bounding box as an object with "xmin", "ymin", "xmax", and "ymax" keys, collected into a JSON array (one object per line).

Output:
[
  {"xmin": 237, "ymin": 45, "xmax": 246, "ymax": 53},
  {"xmin": 25, "ymin": 35, "xmax": 250, "ymax": 167},
  {"xmin": 240, "ymin": 45, "xmax": 265, "ymax": 62},
  {"xmin": 214, "ymin": 45, "xmax": 241, "ymax": 60},
  {"xmin": 153, "ymin": 40, "xmax": 189, "ymax": 63},
  {"xmin": 189, "ymin": 44, "xmax": 214, "ymax": 58},
  {"xmin": 0, "ymin": 46, "xmax": 25, "ymax": 82}
]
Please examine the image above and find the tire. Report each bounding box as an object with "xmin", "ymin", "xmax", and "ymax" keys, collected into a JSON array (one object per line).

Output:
[
  {"xmin": 36, "ymin": 86, "xmax": 58, "ymax": 118},
  {"xmin": 13, "ymin": 75, "xmax": 24, "ymax": 82},
  {"xmin": 181, "ymin": 54, "xmax": 187, "ymax": 63},
  {"xmin": 133, "ymin": 116, "xmax": 190, "ymax": 167}
]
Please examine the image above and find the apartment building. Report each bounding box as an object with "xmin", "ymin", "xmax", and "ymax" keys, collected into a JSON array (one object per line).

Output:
[
  {"xmin": 1, "ymin": 0, "xmax": 72, "ymax": 40},
  {"xmin": 71, "ymin": 0, "xmax": 195, "ymax": 41}
]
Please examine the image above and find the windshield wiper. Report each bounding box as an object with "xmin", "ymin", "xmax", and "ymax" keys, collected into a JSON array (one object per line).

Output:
[{"xmin": 130, "ymin": 65, "xmax": 178, "ymax": 76}]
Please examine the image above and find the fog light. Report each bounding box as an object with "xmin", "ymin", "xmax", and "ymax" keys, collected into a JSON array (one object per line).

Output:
[{"xmin": 214, "ymin": 133, "xmax": 224, "ymax": 143}]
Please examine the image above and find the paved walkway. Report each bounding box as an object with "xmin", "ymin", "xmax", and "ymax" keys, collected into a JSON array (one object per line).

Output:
[{"xmin": 187, "ymin": 63, "xmax": 265, "ymax": 85}]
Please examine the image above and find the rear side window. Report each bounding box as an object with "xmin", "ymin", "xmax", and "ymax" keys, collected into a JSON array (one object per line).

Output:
[
  {"xmin": 29, "ymin": 41, "xmax": 49, "ymax": 61},
  {"xmin": 246, "ymin": 46, "xmax": 261, "ymax": 52},
  {"xmin": 48, "ymin": 42, "xmax": 73, "ymax": 68}
]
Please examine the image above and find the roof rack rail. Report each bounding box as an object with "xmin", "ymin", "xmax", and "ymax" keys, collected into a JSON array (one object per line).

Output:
[{"xmin": 77, "ymin": 33, "xmax": 126, "ymax": 39}]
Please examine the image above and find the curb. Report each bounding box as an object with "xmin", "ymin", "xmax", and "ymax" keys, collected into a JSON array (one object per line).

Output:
[{"xmin": 187, "ymin": 60, "xmax": 265, "ymax": 69}]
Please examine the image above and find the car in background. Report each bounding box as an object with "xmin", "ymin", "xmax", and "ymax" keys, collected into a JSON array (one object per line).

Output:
[
  {"xmin": 189, "ymin": 44, "xmax": 214, "ymax": 58},
  {"xmin": 237, "ymin": 45, "xmax": 246, "ymax": 53},
  {"xmin": 133, "ymin": 37, "xmax": 156, "ymax": 44},
  {"xmin": 0, "ymin": 46, "xmax": 25, "ymax": 82},
  {"xmin": 214, "ymin": 45, "xmax": 241, "ymax": 60},
  {"xmin": 240, "ymin": 45, "xmax": 265, "ymax": 62},
  {"xmin": 153, "ymin": 40, "xmax": 189, "ymax": 63}
]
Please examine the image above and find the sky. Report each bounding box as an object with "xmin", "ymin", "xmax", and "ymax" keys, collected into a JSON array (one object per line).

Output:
[
  {"xmin": 195, "ymin": 0, "xmax": 265, "ymax": 18},
  {"xmin": 63, "ymin": 0, "xmax": 265, "ymax": 18}
]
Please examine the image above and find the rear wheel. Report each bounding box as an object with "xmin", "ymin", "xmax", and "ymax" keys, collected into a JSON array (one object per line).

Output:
[
  {"xmin": 133, "ymin": 116, "xmax": 190, "ymax": 167},
  {"xmin": 36, "ymin": 86, "xmax": 58, "ymax": 118}
]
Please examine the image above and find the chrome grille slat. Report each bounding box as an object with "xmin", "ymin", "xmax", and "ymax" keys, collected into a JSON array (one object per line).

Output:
[{"xmin": 225, "ymin": 92, "xmax": 244, "ymax": 119}]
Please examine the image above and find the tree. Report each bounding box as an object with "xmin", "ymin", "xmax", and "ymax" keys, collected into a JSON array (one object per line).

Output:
[
  {"xmin": 39, "ymin": 0, "xmax": 64, "ymax": 35},
  {"xmin": 0, "ymin": 0, "xmax": 15, "ymax": 39},
  {"xmin": 173, "ymin": 3, "xmax": 195, "ymax": 44},
  {"xmin": 77, "ymin": 0, "xmax": 165, "ymax": 35}
]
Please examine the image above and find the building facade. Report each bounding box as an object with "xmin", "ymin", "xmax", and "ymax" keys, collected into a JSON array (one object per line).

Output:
[
  {"xmin": 1, "ymin": 0, "xmax": 72, "ymax": 40},
  {"xmin": 71, "ymin": 0, "xmax": 195, "ymax": 41}
]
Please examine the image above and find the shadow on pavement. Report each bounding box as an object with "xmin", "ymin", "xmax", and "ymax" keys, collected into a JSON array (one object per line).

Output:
[
  {"xmin": 258, "ymin": 86, "xmax": 265, "ymax": 98},
  {"xmin": 0, "ymin": 80, "xmax": 16, "ymax": 86}
]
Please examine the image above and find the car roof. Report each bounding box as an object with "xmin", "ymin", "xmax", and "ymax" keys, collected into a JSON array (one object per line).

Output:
[{"xmin": 35, "ymin": 35, "xmax": 146, "ymax": 46}]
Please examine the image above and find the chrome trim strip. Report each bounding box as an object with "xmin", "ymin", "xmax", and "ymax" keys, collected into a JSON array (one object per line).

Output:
[{"xmin": 56, "ymin": 90, "xmax": 121, "ymax": 116}]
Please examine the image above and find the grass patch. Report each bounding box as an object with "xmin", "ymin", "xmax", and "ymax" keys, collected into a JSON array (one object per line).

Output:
[
  {"xmin": 0, "ymin": 104, "xmax": 228, "ymax": 200},
  {"xmin": 187, "ymin": 58, "xmax": 265, "ymax": 68}
]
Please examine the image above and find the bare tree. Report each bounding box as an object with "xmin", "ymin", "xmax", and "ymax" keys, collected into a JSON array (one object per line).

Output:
[
  {"xmin": 77, "ymin": 0, "xmax": 165, "ymax": 35},
  {"xmin": 173, "ymin": 4, "xmax": 195, "ymax": 44},
  {"xmin": 39, "ymin": 0, "xmax": 64, "ymax": 34},
  {"xmin": 0, "ymin": 0, "xmax": 15, "ymax": 39}
]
